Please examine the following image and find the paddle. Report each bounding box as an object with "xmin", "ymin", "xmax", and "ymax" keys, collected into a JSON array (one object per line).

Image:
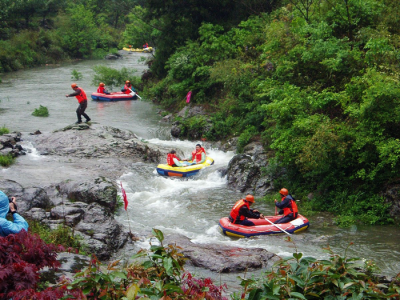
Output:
[
  {"xmin": 129, "ymin": 88, "xmax": 142, "ymax": 99},
  {"xmin": 264, "ymin": 217, "xmax": 292, "ymax": 236}
]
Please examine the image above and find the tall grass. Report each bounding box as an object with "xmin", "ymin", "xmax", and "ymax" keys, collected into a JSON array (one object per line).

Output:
[
  {"xmin": 0, "ymin": 126, "xmax": 9, "ymax": 135},
  {"xmin": 0, "ymin": 154, "xmax": 15, "ymax": 167}
]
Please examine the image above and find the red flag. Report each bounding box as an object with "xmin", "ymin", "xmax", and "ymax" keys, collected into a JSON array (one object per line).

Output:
[
  {"xmin": 120, "ymin": 182, "xmax": 128, "ymax": 211},
  {"xmin": 186, "ymin": 91, "xmax": 192, "ymax": 103}
]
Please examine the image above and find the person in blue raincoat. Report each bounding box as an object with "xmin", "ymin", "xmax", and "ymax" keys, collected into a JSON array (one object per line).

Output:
[{"xmin": 0, "ymin": 190, "xmax": 29, "ymax": 237}]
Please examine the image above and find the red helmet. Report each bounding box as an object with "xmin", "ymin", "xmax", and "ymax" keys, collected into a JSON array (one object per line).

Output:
[
  {"xmin": 125, "ymin": 80, "xmax": 130, "ymax": 84},
  {"xmin": 245, "ymin": 195, "xmax": 255, "ymax": 203},
  {"xmin": 71, "ymin": 83, "xmax": 78, "ymax": 89},
  {"xmin": 279, "ymin": 188, "xmax": 289, "ymax": 196},
  {"xmin": 99, "ymin": 82, "xmax": 105, "ymax": 87}
]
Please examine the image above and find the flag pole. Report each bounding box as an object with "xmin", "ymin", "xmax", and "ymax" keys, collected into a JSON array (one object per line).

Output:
[{"xmin": 120, "ymin": 182, "xmax": 134, "ymax": 238}]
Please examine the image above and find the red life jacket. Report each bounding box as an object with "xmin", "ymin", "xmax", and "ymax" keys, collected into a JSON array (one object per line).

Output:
[
  {"xmin": 167, "ymin": 153, "xmax": 179, "ymax": 166},
  {"xmin": 281, "ymin": 195, "xmax": 298, "ymax": 217},
  {"xmin": 97, "ymin": 86, "xmax": 106, "ymax": 93},
  {"xmin": 123, "ymin": 84, "xmax": 132, "ymax": 94},
  {"xmin": 191, "ymin": 147, "xmax": 206, "ymax": 162},
  {"xmin": 229, "ymin": 199, "xmax": 249, "ymax": 223},
  {"xmin": 75, "ymin": 88, "xmax": 87, "ymax": 103}
]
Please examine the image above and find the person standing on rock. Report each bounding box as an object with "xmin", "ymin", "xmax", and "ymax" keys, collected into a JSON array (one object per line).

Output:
[
  {"xmin": 0, "ymin": 190, "xmax": 29, "ymax": 237},
  {"xmin": 274, "ymin": 188, "xmax": 298, "ymax": 224},
  {"xmin": 65, "ymin": 83, "xmax": 91, "ymax": 124},
  {"xmin": 229, "ymin": 195, "xmax": 264, "ymax": 226}
]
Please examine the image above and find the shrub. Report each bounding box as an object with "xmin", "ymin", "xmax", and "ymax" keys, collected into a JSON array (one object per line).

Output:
[
  {"xmin": 0, "ymin": 231, "xmax": 80, "ymax": 300},
  {"xmin": 0, "ymin": 154, "xmax": 15, "ymax": 167},
  {"xmin": 92, "ymin": 65, "xmax": 140, "ymax": 91},
  {"xmin": 71, "ymin": 69, "xmax": 83, "ymax": 80},
  {"xmin": 242, "ymin": 245, "xmax": 400, "ymax": 299},
  {"xmin": 65, "ymin": 229, "xmax": 227, "ymax": 299},
  {"xmin": 0, "ymin": 126, "xmax": 9, "ymax": 135},
  {"xmin": 28, "ymin": 220, "xmax": 86, "ymax": 254},
  {"xmin": 32, "ymin": 105, "xmax": 49, "ymax": 117}
]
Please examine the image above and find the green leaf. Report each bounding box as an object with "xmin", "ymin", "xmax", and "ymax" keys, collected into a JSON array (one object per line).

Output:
[
  {"xmin": 126, "ymin": 284, "xmax": 140, "ymax": 300},
  {"xmin": 152, "ymin": 228, "xmax": 164, "ymax": 242},
  {"xmin": 163, "ymin": 257, "xmax": 173, "ymax": 275},
  {"xmin": 288, "ymin": 275, "xmax": 305, "ymax": 287},
  {"xmin": 113, "ymin": 271, "xmax": 127, "ymax": 280},
  {"xmin": 293, "ymin": 252, "xmax": 303, "ymax": 260},
  {"xmin": 290, "ymin": 292, "xmax": 306, "ymax": 299}
]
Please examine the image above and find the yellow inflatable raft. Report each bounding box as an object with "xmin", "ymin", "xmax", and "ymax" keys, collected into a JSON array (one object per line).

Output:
[
  {"xmin": 156, "ymin": 157, "xmax": 214, "ymax": 177},
  {"xmin": 122, "ymin": 47, "xmax": 153, "ymax": 53}
]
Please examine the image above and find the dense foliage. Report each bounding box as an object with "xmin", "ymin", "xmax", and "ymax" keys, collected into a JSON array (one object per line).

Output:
[
  {"xmin": 133, "ymin": 0, "xmax": 400, "ymax": 225},
  {"xmin": 0, "ymin": 0, "xmax": 140, "ymax": 73},
  {"xmin": 240, "ymin": 245, "xmax": 400, "ymax": 299},
  {"xmin": 0, "ymin": 230, "xmax": 76, "ymax": 300}
]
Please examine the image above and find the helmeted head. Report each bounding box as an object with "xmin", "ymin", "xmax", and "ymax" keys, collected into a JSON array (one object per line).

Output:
[
  {"xmin": 245, "ymin": 194, "xmax": 255, "ymax": 203},
  {"xmin": 0, "ymin": 191, "xmax": 10, "ymax": 218},
  {"xmin": 125, "ymin": 80, "xmax": 131, "ymax": 85},
  {"xmin": 99, "ymin": 82, "xmax": 105, "ymax": 87},
  {"xmin": 71, "ymin": 83, "xmax": 78, "ymax": 89},
  {"xmin": 170, "ymin": 150, "xmax": 176, "ymax": 154},
  {"xmin": 279, "ymin": 188, "xmax": 289, "ymax": 196}
]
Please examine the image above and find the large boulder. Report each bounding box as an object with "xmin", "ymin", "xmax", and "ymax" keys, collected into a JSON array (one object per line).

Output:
[
  {"xmin": 382, "ymin": 180, "xmax": 400, "ymax": 221},
  {"xmin": 57, "ymin": 177, "xmax": 118, "ymax": 213},
  {"xmin": 32, "ymin": 124, "xmax": 167, "ymax": 163},
  {"xmin": 164, "ymin": 234, "xmax": 279, "ymax": 273},
  {"xmin": 226, "ymin": 142, "xmax": 274, "ymax": 196},
  {"xmin": 0, "ymin": 132, "xmax": 26, "ymax": 156},
  {"xmin": 5, "ymin": 177, "xmax": 132, "ymax": 261}
]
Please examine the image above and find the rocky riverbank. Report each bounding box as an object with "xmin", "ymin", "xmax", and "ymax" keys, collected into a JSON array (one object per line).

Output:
[{"xmin": 1, "ymin": 123, "xmax": 280, "ymax": 280}]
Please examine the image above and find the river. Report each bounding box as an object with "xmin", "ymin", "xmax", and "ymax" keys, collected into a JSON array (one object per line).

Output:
[{"xmin": 0, "ymin": 53, "xmax": 399, "ymax": 289}]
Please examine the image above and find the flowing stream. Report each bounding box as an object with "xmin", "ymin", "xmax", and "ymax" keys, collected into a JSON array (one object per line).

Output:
[{"xmin": 0, "ymin": 53, "xmax": 399, "ymax": 289}]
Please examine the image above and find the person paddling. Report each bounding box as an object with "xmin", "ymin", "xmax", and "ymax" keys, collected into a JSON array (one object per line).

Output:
[
  {"xmin": 229, "ymin": 195, "xmax": 264, "ymax": 226},
  {"xmin": 122, "ymin": 80, "xmax": 136, "ymax": 96},
  {"xmin": 65, "ymin": 83, "xmax": 91, "ymax": 124},
  {"xmin": 274, "ymin": 188, "xmax": 299, "ymax": 224}
]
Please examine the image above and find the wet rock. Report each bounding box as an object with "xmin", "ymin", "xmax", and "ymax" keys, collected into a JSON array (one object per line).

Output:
[
  {"xmin": 160, "ymin": 114, "xmax": 173, "ymax": 123},
  {"xmin": 32, "ymin": 124, "xmax": 167, "ymax": 163},
  {"xmin": 23, "ymin": 187, "xmax": 52, "ymax": 210},
  {"xmin": 171, "ymin": 124, "xmax": 181, "ymax": 137},
  {"xmin": 177, "ymin": 106, "xmax": 206, "ymax": 119},
  {"xmin": 105, "ymin": 53, "xmax": 121, "ymax": 60},
  {"xmin": 50, "ymin": 205, "xmax": 85, "ymax": 220},
  {"xmin": 2, "ymin": 177, "xmax": 130, "ymax": 261},
  {"xmin": 40, "ymin": 252, "xmax": 90, "ymax": 283},
  {"xmin": 226, "ymin": 142, "xmax": 275, "ymax": 196},
  {"xmin": 29, "ymin": 130, "xmax": 42, "ymax": 135},
  {"xmin": 164, "ymin": 234, "xmax": 279, "ymax": 273},
  {"xmin": 74, "ymin": 203, "xmax": 130, "ymax": 260},
  {"xmin": 382, "ymin": 180, "xmax": 400, "ymax": 221},
  {"xmin": 0, "ymin": 132, "xmax": 25, "ymax": 156},
  {"xmin": 220, "ymin": 137, "xmax": 239, "ymax": 152},
  {"xmin": 57, "ymin": 177, "xmax": 118, "ymax": 213}
]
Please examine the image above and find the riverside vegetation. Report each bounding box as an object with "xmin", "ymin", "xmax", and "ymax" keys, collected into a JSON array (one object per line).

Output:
[
  {"xmin": 118, "ymin": 0, "xmax": 400, "ymax": 226},
  {"xmin": 3, "ymin": 0, "xmax": 399, "ymax": 225},
  {"xmin": 2, "ymin": 229, "xmax": 399, "ymax": 300},
  {"xmin": 2, "ymin": 0, "xmax": 400, "ymax": 298}
]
